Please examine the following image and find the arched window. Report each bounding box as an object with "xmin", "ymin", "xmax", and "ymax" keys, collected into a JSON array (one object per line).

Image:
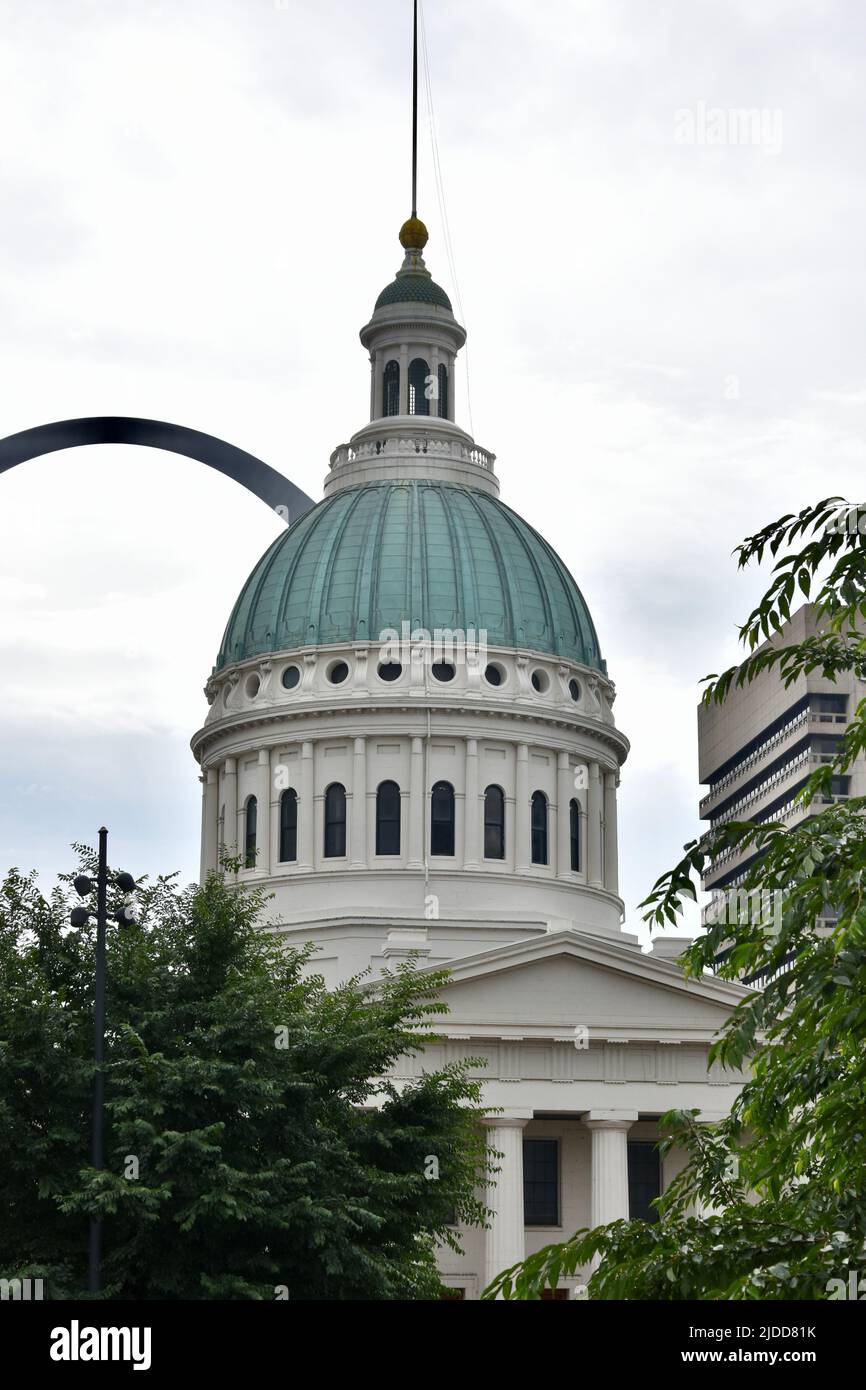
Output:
[
  {"xmin": 244, "ymin": 795, "xmax": 257, "ymax": 868},
  {"xmin": 437, "ymin": 362, "xmax": 449, "ymax": 419},
  {"xmin": 408, "ymin": 357, "xmax": 431, "ymax": 416},
  {"xmin": 570, "ymin": 798, "xmax": 581, "ymax": 872},
  {"xmin": 324, "ymin": 783, "xmax": 346, "ymax": 858},
  {"xmin": 431, "ymin": 780, "xmax": 455, "ymax": 856},
  {"xmin": 376, "ymin": 780, "xmax": 402, "ymax": 856},
  {"xmin": 484, "ymin": 784, "xmax": 505, "ymax": 860},
  {"xmin": 280, "ymin": 788, "xmax": 298, "ymax": 863},
  {"xmin": 383, "ymin": 359, "xmax": 400, "ymax": 417},
  {"xmin": 531, "ymin": 790, "xmax": 548, "ymax": 865}
]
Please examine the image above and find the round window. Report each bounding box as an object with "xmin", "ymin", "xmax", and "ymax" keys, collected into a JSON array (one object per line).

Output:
[
  {"xmin": 569, "ymin": 678, "xmax": 581, "ymax": 702},
  {"xmin": 245, "ymin": 674, "xmax": 260, "ymax": 700},
  {"xmin": 328, "ymin": 660, "xmax": 350, "ymax": 685},
  {"xmin": 378, "ymin": 661, "xmax": 402, "ymax": 682},
  {"xmin": 531, "ymin": 669, "xmax": 549, "ymax": 693},
  {"xmin": 281, "ymin": 665, "xmax": 301, "ymax": 690},
  {"xmin": 432, "ymin": 662, "xmax": 456, "ymax": 683},
  {"xmin": 484, "ymin": 663, "xmax": 505, "ymax": 687}
]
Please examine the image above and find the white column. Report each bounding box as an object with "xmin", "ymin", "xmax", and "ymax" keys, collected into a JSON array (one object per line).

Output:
[
  {"xmin": 515, "ymin": 743, "xmax": 530, "ymax": 872},
  {"xmin": 464, "ymin": 738, "xmax": 480, "ymax": 868},
  {"xmin": 484, "ymin": 1115, "xmax": 531, "ymax": 1295},
  {"xmin": 556, "ymin": 751, "xmax": 572, "ymax": 879},
  {"xmin": 351, "ymin": 736, "xmax": 367, "ymax": 867},
  {"xmin": 408, "ymin": 736, "xmax": 424, "ymax": 868},
  {"xmin": 297, "ymin": 740, "xmax": 314, "ymax": 869},
  {"xmin": 448, "ymin": 353, "xmax": 456, "ymax": 421},
  {"xmin": 399, "ymin": 343, "xmax": 409, "ymax": 414},
  {"xmin": 269, "ymin": 749, "xmax": 282, "ymax": 869},
  {"xmin": 256, "ymin": 749, "xmax": 271, "ymax": 875},
  {"xmin": 222, "ymin": 757, "xmax": 238, "ymax": 871},
  {"xmin": 587, "ymin": 760, "xmax": 603, "ymax": 889},
  {"xmin": 200, "ymin": 768, "xmax": 218, "ymax": 882},
  {"xmin": 585, "ymin": 1111, "xmax": 637, "ymax": 1228},
  {"xmin": 603, "ymin": 770, "xmax": 618, "ymax": 894}
]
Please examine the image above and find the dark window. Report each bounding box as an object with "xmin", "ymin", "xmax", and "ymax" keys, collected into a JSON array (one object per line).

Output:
[
  {"xmin": 378, "ymin": 661, "xmax": 402, "ymax": 682},
  {"xmin": 279, "ymin": 788, "xmax": 297, "ymax": 863},
  {"xmin": 540, "ymin": 1289, "xmax": 570, "ymax": 1300},
  {"xmin": 431, "ymin": 781, "xmax": 455, "ymax": 856},
  {"xmin": 383, "ymin": 359, "xmax": 400, "ymax": 416},
  {"xmin": 281, "ymin": 664, "xmax": 301, "ymax": 690},
  {"xmin": 437, "ymin": 363, "xmax": 448, "ymax": 418},
  {"xmin": 328, "ymin": 661, "xmax": 349, "ymax": 684},
  {"xmin": 484, "ymin": 784, "xmax": 505, "ymax": 860},
  {"xmin": 244, "ymin": 796, "xmax": 257, "ymax": 868},
  {"xmin": 523, "ymin": 1138, "xmax": 559, "ymax": 1226},
  {"xmin": 627, "ymin": 1141, "xmax": 661, "ymax": 1223},
  {"xmin": 432, "ymin": 661, "xmax": 456, "ymax": 682},
  {"xmin": 408, "ymin": 356, "xmax": 431, "ymax": 416},
  {"xmin": 531, "ymin": 791, "xmax": 548, "ymax": 865},
  {"xmin": 376, "ymin": 780, "xmax": 401, "ymax": 856},
  {"xmin": 569, "ymin": 798, "xmax": 581, "ymax": 872},
  {"xmin": 324, "ymin": 783, "xmax": 346, "ymax": 858}
]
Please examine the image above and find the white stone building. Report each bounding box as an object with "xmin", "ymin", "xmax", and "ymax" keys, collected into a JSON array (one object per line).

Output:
[{"xmin": 191, "ymin": 215, "xmax": 746, "ymax": 1299}]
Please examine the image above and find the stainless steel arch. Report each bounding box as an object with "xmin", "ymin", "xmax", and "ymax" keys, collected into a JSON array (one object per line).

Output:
[{"xmin": 0, "ymin": 417, "xmax": 317, "ymax": 523}]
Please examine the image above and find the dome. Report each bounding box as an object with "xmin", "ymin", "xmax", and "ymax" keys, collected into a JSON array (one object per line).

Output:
[
  {"xmin": 374, "ymin": 275, "xmax": 453, "ymax": 312},
  {"xmin": 216, "ymin": 481, "xmax": 605, "ymax": 673}
]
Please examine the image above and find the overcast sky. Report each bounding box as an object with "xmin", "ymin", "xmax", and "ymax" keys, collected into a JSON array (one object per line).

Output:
[{"xmin": 1, "ymin": 0, "xmax": 864, "ymax": 939}]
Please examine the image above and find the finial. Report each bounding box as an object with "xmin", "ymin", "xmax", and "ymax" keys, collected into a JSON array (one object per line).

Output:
[{"xmin": 400, "ymin": 216, "xmax": 428, "ymax": 250}]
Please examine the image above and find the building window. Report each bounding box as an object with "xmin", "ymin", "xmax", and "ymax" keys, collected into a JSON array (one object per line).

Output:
[
  {"xmin": 431, "ymin": 781, "xmax": 455, "ymax": 856},
  {"xmin": 383, "ymin": 359, "xmax": 400, "ymax": 416},
  {"xmin": 484, "ymin": 784, "xmax": 505, "ymax": 860},
  {"xmin": 570, "ymin": 798, "xmax": 581, "ymax": 872},
  {"xmin": 324, "ymin": 783, "xmax": 346, "ymax": 858},
  {"xmin": 627, "ymin": 1141, "xmax": 661, "ymax": 1223},
  {"xmin": 531, "ymin": 791, "xmax": 548, "ymax": 865},
  {"xmin": 279, "ymin": 788, "xmax": 297, "ymax": 863},
  {"xmin": 523, "ymin": 1138, "xmax": 559, "ymax": 1226},
  {"xmin": 408, "ymin": 356, "xmax": 431, "ymax": 416},
  {"xmin": 376, "ymin": 780, "xmax": 401, "ymax": 856},
  {"xmin": 244, "ymin": 796, "xmax": 257, "ymax": 868},
  {"xmin": 437, "ymin": 362, "xmax": 448, "ymax": 418}
]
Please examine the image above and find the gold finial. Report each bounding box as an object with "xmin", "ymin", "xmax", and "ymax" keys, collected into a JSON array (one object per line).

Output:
[{"xmin": 399, "ymin": 216, "xmax": 428, "ymax": 250}]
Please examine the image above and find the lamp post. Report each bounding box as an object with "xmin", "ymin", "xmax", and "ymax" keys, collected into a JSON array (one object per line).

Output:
[{"xmin": 71, "ymin": 827, "xmax": 138, "ymax": 1296}]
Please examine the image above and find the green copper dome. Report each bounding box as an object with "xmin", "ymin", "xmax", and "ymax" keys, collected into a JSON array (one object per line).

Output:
[
  {"xmin": 217, "ymin": 482, "xmax": 604, "ymax": 674},
  {"xmin": 374, "ymin": 274, "xmax": 453, "ymax": 312}
]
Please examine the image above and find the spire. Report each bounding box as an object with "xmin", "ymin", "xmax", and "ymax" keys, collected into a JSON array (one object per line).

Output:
[{"xmin": 401, "ymin": 1, "xmax": 428, "ymax": 254}]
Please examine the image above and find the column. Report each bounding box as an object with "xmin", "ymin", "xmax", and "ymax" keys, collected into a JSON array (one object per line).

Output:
[
  {"xmin": 556, "ymin": 751, "xmax": 572, "ymax": 879},
  {"xmin": 200, "ymin": 768, "xmax": 218, "ymax": 882},
  {"xmin": 603, "ymin": 770, "xmax": 618, "ymax": 894},
  {"xmin": 256, "ymin": 749, "xmax": 271, "ymax": 876},
  {"xmin": 399, "ymin": 343, "xmax": 409, "ymax": 414},
  {"xmin": 587, "ymin": 760, "xmax": 603, "ymax": 889},
  {"xmin": 464, "ymin": 738, "xmax": 480, "ymax": 868},
  {"xmin": 484, "ymin": 1115, "xmax": 531, "ymax": 1295},
  {"xmin": 269, "ymin": 749, "xmax": 282, "ymax": 870},
  {"xmin": 448, "ymin": 352, "xmax": 456, "ymax": 421},
  {"xmin": 351, "ymin": 736, "xmax": 367, "ymax": 867},
  {"xmin": 222, "ymin": 757, "xmax": 238, "ymax": 870},
  {"xmin": 408, "ymin": 736, "xmax": 424, "ymax": 868},
  {"xmin": 297, "ymin": 741, "xmax": 314, "ymax": 870},
  {"xmin": 515, "ymin": 743, "xmax": 530, "ymax": 872},
  {"xmin": 584, "ymin": 1111, "xmax": 637, "ymax": 1228}
]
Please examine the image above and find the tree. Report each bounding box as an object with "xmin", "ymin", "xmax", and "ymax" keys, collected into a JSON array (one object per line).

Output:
[
  {"xmin": 0, "ymin": 854, "xmax": 491, "ymax": 1299},
  {"xmin": 486, "ymin": 497, "xmax": 866, "ymax": 1300}
]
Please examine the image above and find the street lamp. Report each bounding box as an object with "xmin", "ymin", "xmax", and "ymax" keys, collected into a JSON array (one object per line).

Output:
[{"xmin": 71, "ymin": 827, "xmax": 139, "ymax": 1295}]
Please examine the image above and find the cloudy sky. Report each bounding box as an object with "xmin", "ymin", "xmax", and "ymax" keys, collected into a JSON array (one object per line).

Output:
[{"xmin": 1, "ymin": 0, "xmax": 864, "ymax": 939}]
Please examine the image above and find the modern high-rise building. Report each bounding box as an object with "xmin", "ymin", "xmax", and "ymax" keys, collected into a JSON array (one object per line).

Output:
[{"xmin": 698, "ymin": 602, "xmax": 866, "ymax": 940}]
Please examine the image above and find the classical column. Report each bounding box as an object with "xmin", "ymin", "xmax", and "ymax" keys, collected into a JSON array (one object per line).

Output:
[
  {"xmin": 603, "ymin": 770, "xmax": 618, "ymax": 894},
  {"xmin": 297, "ymin": 740, "xmax": 314, "ymax": 870},
  {"xmin": 448, "ymin": 352, "xmax": 456, "ymax": 421},
  {"xmin": 399, "ymin": 343, "xmax": 409, "ymax": 414},
  {"xmin": 515, "ymin": 743, "xmax": 530, "ymax": 872},
  {"xmin": 269, "ymin": 749, "xmax": 282, "ymax": 870},
  {"xmin": 584, "ymin": 1111, "xmax": 637, "ymax": 1228},
  {"xmin": 408, "ymin": 736, "xmax": 425, "ymax": 868},
  {"xmin": 484, "ymin": 1115, "xmax": 531, "ymax": 1295},
  {"xmin": 222, "ymin": 757, "xmax": 237, "ymax": 869},
  {"xmin": 351, "ymin": 736, "xmax": 367, "ymax": 867},
  {"xmin": 200, "ymin": 768, "xmax": 218, "ymax": 882},
  {"xmin": 256, "ymin": 749, "xmax": 271, "ymax": 875},
  {"xmin": 587, "ymin": 760, "xmax": 603, "ymax": 889},
  {"xmin": 556, "ymin": 751, "xmax": 572, "ymax": 879},
  {"xmin": 464, "ymin": 738, "xmax": 480, "ymax": 868}
]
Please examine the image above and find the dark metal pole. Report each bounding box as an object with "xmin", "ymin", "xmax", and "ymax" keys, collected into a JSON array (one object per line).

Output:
[
  {"xmin": 88, "ymin": 825, "xmax": 108, "ymax": 1294},
  {"xmin": 412, "ymin": 0, "xmax": 418, "ymax": 217}
]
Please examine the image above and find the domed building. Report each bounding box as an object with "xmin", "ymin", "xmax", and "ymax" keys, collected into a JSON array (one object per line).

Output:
[{"xmin": 191, "ymin": 215, "xmax": 746, "ymax": 1299}]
